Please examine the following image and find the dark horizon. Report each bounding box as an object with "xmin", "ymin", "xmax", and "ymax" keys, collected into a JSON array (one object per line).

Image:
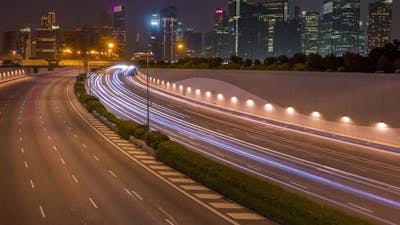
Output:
[{"xmin": 0, "ymin": 0, "xmax": 399, "ymax": 53}]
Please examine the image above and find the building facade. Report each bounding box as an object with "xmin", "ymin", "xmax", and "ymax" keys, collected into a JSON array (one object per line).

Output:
[
  {"xmin": 112, "ymin": 5, "xmax": 127, "ymax": 58},
  {"xmin": 368, "ymin": 0, "xmax": 393, "ymax": 52},
  {"xmin": 36, "ymin": 12, "xmax": 60, "ymax": 61},
  {"xmin": 319, "ymin": 0, "xmax": 361, "ymax": 56},
  {"xmin": 214, "ymin": 9, "xmax": 230, "ymax": 59},
  {"xmin": 18, "ymin": 27, "xmax": 32, "ymax": 59},
  {"xmin": 303, "ymin": 12, "xmax": 320, "ymax": 55}
]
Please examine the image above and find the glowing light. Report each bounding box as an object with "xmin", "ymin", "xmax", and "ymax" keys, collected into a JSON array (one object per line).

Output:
[
  {"xmin": 206, "ymin": 91, "xmax": 212, "ymax": 98},
  {"xmin": 172, "ymin": 83, "xmax": 176, "ymax": 89},
  {"xmin": 377, "ymin": 122, "xmax": 388, "ymax": 129},
  {"xmin": 179, "ymin": 85, "xmax": 183, "ymax": 91},
  {"xmin": 231, "ymin": 96, "xmax": 238, "ymax": 103},
  {"xmin": 161, "ymin": 80, "xmax": 165, "ymax": 85},
  {"xmin": 177, "ymin": 44, "xmax": 184, "ymax": 49},
  {"xmin": 195, "ymin": 89, "xmax": 201, "ymax": 95},
  {"xmin": 186, "ymin": 87, "xmax": 192, "ymax": 93},
  {"xmin": 108, "ymin": 43, "xmax": 115, "ymax": 49},
  {"xmin": 287, "ymin": 107, "xmax": 295, "ymax": 114},
  {"xmin": 217, "ymin": 94, "xmax": 224, "ymax": 101},
  {"xmin": 167, "ymin": 82, "xmax": 170, "ymax": 87},
  {"xmin": 312, "ymin": 111, "xmax": 321, "ymax": 118},
  {"xmin": 246, "ymin": 99, "xmax": 255, "ymax": 107},
  {"xmin": 265, "ymin": 103, "xmax": 273, "ymax": 111},
  {"xmin": 342, "ymin": 116, "xmax": 351, "ymax": 123}
]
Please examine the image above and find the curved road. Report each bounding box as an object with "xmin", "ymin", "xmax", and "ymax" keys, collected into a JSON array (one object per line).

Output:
[
  {"xmin": 0, "ymin": 71, "xmax": 249, "ymax": 225},
  {"xmin": 88, "ymin": 69, "xmax": 400, "ymax": 225}
]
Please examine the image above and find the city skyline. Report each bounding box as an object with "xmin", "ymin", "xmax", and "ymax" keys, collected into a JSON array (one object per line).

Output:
[{"xmin": 0, "ymin": 0, "xmax": 399, "ymax": 54}]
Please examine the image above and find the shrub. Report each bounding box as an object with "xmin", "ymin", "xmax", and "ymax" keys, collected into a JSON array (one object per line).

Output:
[
  {"xmin": 146, "ymin": 131, "xmax": 170, "ymax": 149},
  {"xmin": 133, "ymin": 125, "xmax": 149, "ymax": 140},
  {"xmin": 86, "ymin": 100, "xmax": 106, "ymax": 113},
  {"xmin": 118, "ymin": 120, "xmax": 141, "ymax": 139},
  {"xmin": 76, "ymin": 73, "xmax": 87, "ymax": 82}
]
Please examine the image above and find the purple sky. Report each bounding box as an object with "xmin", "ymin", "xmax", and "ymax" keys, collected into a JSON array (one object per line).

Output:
[{"xmin": 0, "ymin": 0, "xmax": 398, "ymax": 52}]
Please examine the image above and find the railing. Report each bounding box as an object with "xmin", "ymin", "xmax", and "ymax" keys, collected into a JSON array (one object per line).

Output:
[{"xmin": 0, "ymin": 69, "xmax": 26, "ymax": 82}]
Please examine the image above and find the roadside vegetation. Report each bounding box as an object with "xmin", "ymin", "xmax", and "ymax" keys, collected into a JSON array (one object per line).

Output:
[
  {"xmin": 138, "ymin": 41, "xmax": 400, "ymax": 74},
  {"xmin": 74, "ymin": 73, "xmax": 375, "ymax": 225}
]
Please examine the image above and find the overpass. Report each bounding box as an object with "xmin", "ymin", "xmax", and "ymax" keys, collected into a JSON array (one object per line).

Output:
[{"xmin": 21, "ymin": 59, "xmax": 116, "ymax": 67}]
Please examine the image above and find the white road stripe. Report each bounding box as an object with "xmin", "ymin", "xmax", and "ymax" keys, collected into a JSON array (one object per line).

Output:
[
  {"xmin": 30, "ymin": 179, "xmax": 35, "ymax": 189},
  {"xmin": 94, "ymin": 155, "xmax": 100, "ymax": 161},
  {"xmin": 131, "ymin": 190, "xmax": 143, "ymax": 201},
  {"xmin": 19, "ymin": 137, "xmax": 22, "ymax": 142},
  {"xmin": 24, "ymin": 161, "xmax": 29, "ymax": 169},
  {"xmin": 89, "ymin": 197, "xmax": 98, "ymax": 209},
  {"xmin": 166, "ymin": 219, "xmax": 174, "ymax": 225},
  {"xmin": 82, "ymin": 144, "xmax": 87, "ymax": 149},
  {"xmin": 39, "ymin": 205, "xmax": 46, "ymax": 218},
  {"xmin": 71, "ymin": 174, "xmax": 79, "ymax": 183},
  {"xmin": 348, "ymin": 203, "xmax": 373, "ymax": 214},
  {"xmin": 124, "ymin": 188, "xmax": 133, "ymax": 196},
  {"xmin": 74, "ymin": 134, "xmax": 78, "ymax": 139},
  {"xmin": 108, "ymin": 170, "xmax": 118, "ymax": 178},
  {"xmin": 53, "ymin": 145, "xmax": 58, "ymax": 151},
  {"xmin": 21, "ymin": 147, "xmax": 24, "ymax": 154},
  {"xmin": 290, "ymin": 181, "xmax": 309, "ymax": 190},
  {"xmin": 60, "ymin": 157, "xmax": 66, "ymax": 165},
  {"xmin": 47, "ymin": 136, "xmax": 51, "ymax": 141}
]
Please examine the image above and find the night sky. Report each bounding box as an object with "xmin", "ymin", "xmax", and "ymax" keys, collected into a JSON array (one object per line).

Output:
[{"xmin": 0, "ymin": 0, "xmax": 399, "ymax": 52}]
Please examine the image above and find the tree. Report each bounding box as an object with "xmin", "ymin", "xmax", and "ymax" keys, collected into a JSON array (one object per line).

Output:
[
  {"xmin": 377, "ymin": 55, "xmax": 394, "ymax": 73},
  {"xmin": 307, "ymin": 53, "xmax": 322, "ymax": 71},
  {"xmin": 244, "ymin": 59, "xmax": 252, "ymax": 67},
  {"xmin": 230, "ymin": 55, "xmax": 243, "ymax": 65},
  {"xmin": 322, "ymin": 54, "xmax": 340, "ymax": 71},
  {"xmin": 277, "ymin": 55, "xmax": 289, "ymax": 64},
  {"xmin": 289, "ymin": 53, "xmax": 307, "ymax": 66},
  {"xmin": 263, "ymin": 57, "xmax": 277, "ymax": 66},
  {"xmin": 254, "ymin": 59, "xmax": 262, "ymax": 66},
  {"xmin": 394, "ymin": 58, "xmax": 400, "ymax": 72}
]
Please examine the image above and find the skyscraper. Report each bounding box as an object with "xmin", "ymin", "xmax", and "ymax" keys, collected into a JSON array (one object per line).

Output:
[
  {"xmin": 18, "ymin": 27, "xmax": 32, "ymax": 59},
  {"xmin": 260, "ymin": 0, "xmax": 289, "ymax": 56},
  {"xmin": 319, "ymin": 0, "xmax": 361, "ymax": 56},
  {"xmin": 368, "ymin": 0, "xmax": 393, "ymax": 52},
  {"xmin": 303, "ymin": 12, "xmax": 320, "ymax": 55},
  {"xmin": 112, "ymin": 4, "xmax": 127, "ymax": 57},
  {"xmin": 159, "ymin": 6, "xmax": 178, "ymax": 61},
  {"xmin": 183, "ymin": 28, "xmax": 203, "ymax": 57},
  {"xmin": 214, "ymin": 8, "xmax": 230, "ymax": 59},
  {"xmin": 36, "ymin": 12, "xmax": 60, "ymax": 61}
]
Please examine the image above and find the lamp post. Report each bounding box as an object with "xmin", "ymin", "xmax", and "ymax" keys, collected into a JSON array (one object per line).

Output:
[{"xmin": 146, "ymin": 56, "xmax": 151, "ymax": 132}]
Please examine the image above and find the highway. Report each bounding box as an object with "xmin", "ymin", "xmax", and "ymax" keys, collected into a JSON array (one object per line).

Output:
[
  {"xmin": 0, "ymin": 70, "xmax": 257, "ymax": 225},
  {"xmin": 87, "ymin": 68, "xmax": 400, "ymax": 225}
]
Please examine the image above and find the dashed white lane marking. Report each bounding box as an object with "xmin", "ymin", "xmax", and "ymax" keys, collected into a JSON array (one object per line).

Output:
[
  {"xmin": 60, "ymin": 157, "xmax": 66, "ymax": 165},
  {"xmin": 73, "ymin": 134, "xmax": 78, "ymax": 139},
  {"xmin": 30, "ymin": 179, "xmax": 35, "ymax": 189},
  {"xmin": 18, "ymin": 128, "xmax": 22, "ymax": 133},
  {"xmin": 21, "ymin": 147, "xmax": 24, "ymax": 154},
  {"xmin": 68, "ymin": 126, "xmax": 71, "ymax": 131},
  {"xmin": 89, "ymin": 197, "xmax": 98, "ymax": 209},
  {"xmin": 24, "ymin": 161, "xmax": 29, "ymax": 169},
  {"xmin": 39, "ymin": 205, "xmax": 46, "ymax": 218},
  {"xmin": 93, "ymin": 156, "xmax": 100, "ymax": 161},
  {"xmin": 158, "ymin": 207, "xmax": 177, "ymax": 225},
  {"xmin": 47, "ymin": 136, "xmax": 51, "ymax": 141},
  {"xmin": 53, "ymin": 145, "xmax": 58, "ymax": 151},
  {"xmin": 165, "ymin": 219, "xmax": 174, "ymax": 225},
  {"xmin": 131, "ymin": 190, "xmax": 143, "ymax": 201},
  {"xmin": 71, "ymin": 174, "xmax": 79, "ymax": 183},
  {"xmin": 348, "ymin": 203, "xmax": 373, "ymax": 214},
  {"xmin": 108, "ymin": 170, "xmax": 118, "ymax": 178},
  {"xmin": 82, "ymin": 144, "xmax": 87, "ymax": 149},
  {"xmin": 227, "ymin": 213, "xmax": 264, "ymax": 220},
  {"xmin": 19, "ymin": 137, "xmax": 22, "ymax": 142}
]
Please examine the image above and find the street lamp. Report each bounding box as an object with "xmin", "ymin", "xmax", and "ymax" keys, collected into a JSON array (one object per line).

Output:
[{"xmin": 108, "ymin": 43, "xmax": 115, "ymax": 49}]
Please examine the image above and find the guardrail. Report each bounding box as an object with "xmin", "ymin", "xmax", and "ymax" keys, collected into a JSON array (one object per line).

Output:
[{"xmin": 0, "ymin": 69, "xmax": 25, "ymax": 82}]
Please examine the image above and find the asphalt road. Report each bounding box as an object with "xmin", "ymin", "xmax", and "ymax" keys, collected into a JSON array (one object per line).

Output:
[
  {"xmin": 0, "ymin": 71, "xmax": 239, "ymax": 225},
  {"xmin": 88, "ymin": 69, "xmax": 400, "ymax": 225}
]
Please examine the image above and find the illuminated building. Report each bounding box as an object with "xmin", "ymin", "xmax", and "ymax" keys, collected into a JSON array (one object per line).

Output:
[
  {"xmin": 215, "ymin": 8, "xmax": 230, "ymax": 59},
  {"xmin": 36, "ymin": 12, "xmax": 60, "ymax": 61},
  {"xmin": 368, "ymin": 0, "xmax": 393, "ymax": 52},
  {"xmin": 112, "ymin": 4, "xmax": 127, "ymax": 57},
  {"xmin": 303, "ymin": 12, "xmax": 320, "ymax": 55}
]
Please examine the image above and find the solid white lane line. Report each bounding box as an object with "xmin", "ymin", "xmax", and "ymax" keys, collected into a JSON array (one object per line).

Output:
[
  {"xmin": 108, "ymin": 170, "xmax": 118, "ymax": 178},
  {"xmin": 60, "ymin": 157, "xmax": 66, "ymax": 165},
  {"xmin": 30, "ymin": 179, "xmax": 35, "ymax": 189},
  {"xmin": 290, "ymin": 181, "xmax": 309, "ymax": 190},
  {"xmin": 94, "ymin": 155, "xmax": 100, "ymax": 161},
  {"xmin": 71, "ymin": 175, "xmax": 79, "ymax": 183},
  {"xmin": 131, "ymin": 190, "xmax": 143, "ymax": 201},
  {"xmin": 24, "ymin": 161, "xmax": 29, "ymax": 169},
  {"xmin": 89, "ymin": 198, "xmax": 98, "ymax": 209},
  {"xmin": 348, "ymin": 203, "xmax": 373, "ymax": 214},
  {"xmin": 39, "ymin": 205, "xmax": 46, "ymax": 218}
]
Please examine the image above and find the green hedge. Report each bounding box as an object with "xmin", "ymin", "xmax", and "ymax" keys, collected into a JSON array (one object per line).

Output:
[
  {"xmin": 146, "ymin": 131, "xmax": 170, "ymax": 149},
  {"xmin": 156, "ymin": 141, "xmax": 373, "ymax": 225},
  {"xmin": 118, "ymin": 120, "xmax": 142, "ymax": 139}
]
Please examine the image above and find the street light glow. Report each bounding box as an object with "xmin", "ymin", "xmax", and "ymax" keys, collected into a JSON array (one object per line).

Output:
[
  {"xmin": 265, "ymin": 103, "xmax": 273, "ymax": 111},
  {"xmin": 287, "ymin": 107, "xmax": 295, "ymax": 114},
  {"xmin": 342, "ymin": 116, "xmax": 351, "ymax": 123},
  {"xmin": 246, "ymin": 99, "xmax": 255, "ymax": 107},
  {"xmin": 312, "ymin": 111, "xmax": 321, "ymax": 118},
  {"xmin": 187, "ymin": 87, "xmax": 192, "ymax": 93},
  {"xmin": 377, "ymin": 122, "xmax": 388, "ymax": 129},
  {"xmin": 217, "ymin": 94, "xmax": 224, "ymax": 101},
  {"xmin": 195, "ymin": 89, "xmax": 201, "ymax": 95},
  {"xmin": 206, "ymin": 91, "xmax": 211, "ymax": 98},
  {"xmin": 231, "ymin": 96, "xmax": 238, "ymax": 104}
]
